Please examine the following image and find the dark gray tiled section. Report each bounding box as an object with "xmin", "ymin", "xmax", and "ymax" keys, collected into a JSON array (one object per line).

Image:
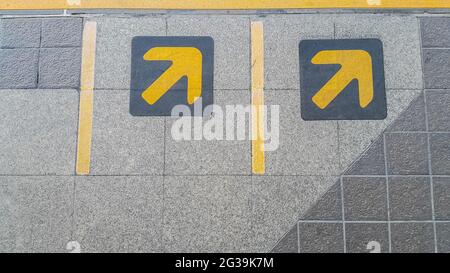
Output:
[
  {"xmin": 343, "ymin": 177, "xmax": 388, "ymax": 221},
  {"xmin": 385, "ymin": 133, "xmax": 429, "ymax": 175},
  {"xmin": 271, "ymin": 225, "xmax": 298, "ymax": 253},
  {"xmin": 300, "ymin": 182, "xmax": 342, "ymax": 221},
  {"xmin": 345, "ymin": 223, "xmax": 389, "ymax": 253},
  {"xmin": 0, "ymin": 49, "xmax": 39, "ymax": 88},
  {"xmin": 41, "ymin": 18, "xmax": 83, "ymax": 47},
  {"xmin": 421, "ymin": 18, "xmax": 450, "ymax": 48},
  {"xmin": 38, "ymin": 48, "xmax": 81, "ymax": 88},
  {"xmin": 430, "ymin": 134, "xmax": 450, "ymax": 175},
  {"xmin": 388, "ymin": 177, "xmax": 432, "ymax": 221},
  {"xmin": 298, "ymin": 222, "xmax": 344, "ymax": 253},
  {"xmin": 345, "ymin": 137, "xmax": 385, "ymax": 175},
  {"xmin": 387, "ymin": 94, "xmax": 426, "ymax": 132},
  {"xmin": 433, "ymin": 177, "xmax": 450, "ymax": 220},
  {"xmin": 426, "ymin": 90, "xmax": 450, "ymax": 132},
  {"xmin": 436, "ymin": 223, "xmax": 450, "ymax": 253},
  {"xmin": 0, "ymin": 176, "xmax": 74, "ymax": 253},
  {"xmin": 0, "ymin": 18, "xmax": 41, "ymax": 48},
  {"xmin": 391, "ymin": 223, "xmax": 435, "ymax": 253},
  {"xmin": 423, "ymin": 49, "xmax": 450, "ymax": 89}
]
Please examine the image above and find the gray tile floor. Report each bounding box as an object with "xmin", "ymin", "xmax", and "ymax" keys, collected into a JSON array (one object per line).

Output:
[{"xmin": 1, "ymin": 14, "xmax": 449, "ymax": 253}]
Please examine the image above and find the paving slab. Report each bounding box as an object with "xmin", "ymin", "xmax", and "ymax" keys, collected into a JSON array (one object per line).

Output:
[
  {"xmin": 339, "ymin": 89, "xmax": 422, "ymax": 170},
  {"xmin": 433, "ymin": 177, "xmax": 450, "ymax": 220},
  {"xmin": 335, "ymin": 15, "xmax": 423, "ymax": 90},
  {"xmin": 0, "ymin": 49, "xmax": 39, "ymax": 89},
  {"xmin": 260, "ymin": 14, "xmax": 334, "ymax": 90},
  {"xmin": 386, "ymin": 94, "xmax": 427, "ymax": 132},
  {"xmin": 391, "ymin": 223, "xmax": 435, "ymax": 253},
  {"xmin": 298, "ymin": 222, "xmax": 344, "ymax": 253},
  {"xmin": 388, "ymin": 176, "xmax": 432, "ymax": 221},
  {"xmin": 163, "ymin": 175, "xmax": 252, "ymax": 253},
  {"xmin": 264, "ymin": 89, "xmax": 339, "ymax": 176},
  {"xmin": 345, "ymin": 223, "xmax": 389, "ymax": 253},
  {"xmin": 436, "ymin": 223, "xmax": 450, "ymax": 253},
  {"xmin": 421, "ymin": 17, "xmax": 450, "ymax": 48},
  {"xmin": 0, "ymin": 18, "xmax": 41, "ymax": 48},
  {"xmin": 167, "ymin": 15, "xmax": 250, "ymax": 90},
  {"xmin": 344, "ymin": 136, "xmax": 385, "ymax": 175},
  {"xmin": 90, "ymin": 90, "xmax": 165, "ymax": 175},
  {"xmin": 164, "ymin": 89, "xmax": 250, "ymax": 175},
  {"xmin": 425, "ymin": 90, "xmax": 450, "ymax": 132},
  {"xmin": 271, "ymin": 225, "xmax": 298, "ymax": 253},
  {"xmin": 423, "ymin": 49, "xmax": 450, "ymax": 89},
  {"xmin": 73, "ymin": 176, "xmax": 163, "ymax": 253},
  {"xmin": 342, "ymin": 177, "xmax": 388, "ymax": 221},
  {"xmin": 252, "ymin": 175, "xmax": 337, "ymax": 253},
  {"xmin": 0, "ymin": 89, "xmax": 78, "ymax": 175},
  {"xmin": 38, "ymin": 47, "xmax": 81, "ymax": 89},
  {"xmin": 300, "ymin": 182, "xmax": 342, "ymax": 221},
  {"xmin": 41, "ymin": 17, "xmax": 83, "ymax": 48},
  {"xmin": 429, "ymin": 133, "xmax": 450, "ymax": 175},
  {"xmin": 0, "ymin": 176, "xmax": 74, "ymax": 253},
  {"xmin": 94, "ymin": 17, "xmax": 166, "ymax": 90},
  {"xmin": 385, "ymin": 133, "xmax": 429, "ymax": 175}
]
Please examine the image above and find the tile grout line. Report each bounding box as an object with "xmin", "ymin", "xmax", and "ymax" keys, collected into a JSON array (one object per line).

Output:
[
  {"xmin": 339, "ymin": 176, "xmax": 346, "ymax": 253},
  {"xmin": 424, "ymin": 92, "xmax": 438, "ymax": 253},
  {"xmin": 419, "ymin": 17, "xmax": 439, "ymax": 253},
  {"xmin": 382, "ymin": 133, "xmax": 392, "ymax": 253},
  {"xmin": 298, "ymin": 220, "xmax": 450, "ymax": 223},
  {"xmin": 161, "ymin": 17, "xmax": 168, "ymax": 252},
  {"xmin": 297, "ymin": 222, "xmax": 301, "ymax": 253}
]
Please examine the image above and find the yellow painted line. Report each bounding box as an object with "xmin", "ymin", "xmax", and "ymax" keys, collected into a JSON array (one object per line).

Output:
[
  {"xmin": 251, "ymin": 21, "xmax": 265, "ymax": 175},
  {"xmin": 76, "ymin": 21, "xmax": 97, "ymax": 175},
  {"xmin": 312, "ymin": 49, "xmax": 374, "ymax": 109},
  {"xmin": 1, "ymin": 0, "xmax": 450, "ymax": 10}
]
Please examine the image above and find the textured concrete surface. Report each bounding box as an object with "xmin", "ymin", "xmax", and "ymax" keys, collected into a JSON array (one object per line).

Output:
[
  {"xmin": 73, "ymin": 176, "xmax": 164, "ymax": 253},
  {"xmin": 163, "ymin": 176, "xmax": 252, "ymax": 253},
  {"xmin": 274, "ymin": 17, "xmax": 450, "ymax": 250},
  {"xmin": 0, "ymin": 176, "xmax": 73, "ymax": 253},
  {"xmin": 261, "ymin": 15, "xmax": 334, "ymax": 90},
  {"xmin": 0, "ymin": 49, "xmax": 39, "ymax": 88},
  {"xmin": 95, "ymin": 17, "xmax": 166, "ymax": 90},
  {"xmin": 1, "ymin": 12, "xmax": 450, "ymax": 253},
  {"xmin": 39, "ymin": 48, "xmax": 82, "ymax": 88},
  {"xmin": 335, "ymin": 15, "xmax": 423, "ymax": 90},
  {"xmin": 41, "ymin": 18, "xmax": 83, "ymax": 47},
  {"xmin": 264, "ymin": 89, "xmax": 339, "ymax": 175},
  {"xmin": 167, "ymin": 15, "xmax": 250, "ymax": 90},
  {"xmin": 164, "ymin": 89, "xmax": 251, "ymax": 175},
  {"xmin": 90, "ymin": 90, "xmax": 165, "ymax": 175},
  {"xmin": 0, "ymin": 90, "xmax": 78, "ymax": 175}
]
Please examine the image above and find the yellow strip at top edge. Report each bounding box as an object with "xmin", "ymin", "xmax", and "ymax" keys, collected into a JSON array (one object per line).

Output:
[{"xmin": 2, "ymin": 0, "xmax": 450, "ymax": 10}]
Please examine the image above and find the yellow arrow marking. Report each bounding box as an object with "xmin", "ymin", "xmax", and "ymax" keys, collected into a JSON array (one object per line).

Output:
[
  {"xmin": 141, "ymin": 47, "xmax": 202, "ymax": 105},
  {"xmin": 311, "ymin": 50, "xmax": 374, "ymax": 109}
]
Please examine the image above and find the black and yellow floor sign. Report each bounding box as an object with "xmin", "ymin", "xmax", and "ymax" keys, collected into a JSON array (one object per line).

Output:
[
  {"xmin": 130, "ymin": 37, "xmax": 214, "ymax": 116},
  {"xmin": 299, "ymin": 39, "xmax": 387, "ymax": 120}
]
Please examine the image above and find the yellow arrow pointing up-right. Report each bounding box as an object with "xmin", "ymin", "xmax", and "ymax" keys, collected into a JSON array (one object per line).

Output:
[
  {"xmin": 141, "ymin": 47, "xmax": 203, "ymax": 105},
  {"xmin": 311, "ymin": 49, "xmax": 374, "ymax": 109}
]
